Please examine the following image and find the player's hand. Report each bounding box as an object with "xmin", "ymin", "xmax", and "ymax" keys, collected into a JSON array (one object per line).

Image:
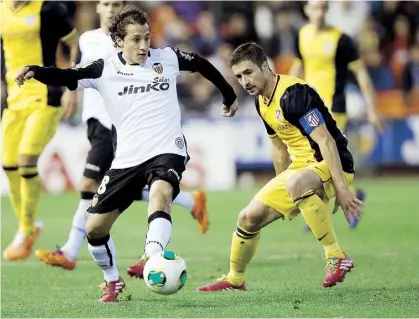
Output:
[
  {"xmin": 333, "ymin": 186, "xmax": 365, "ymax": 224},
  {"xmin": 15, "ymin": 66, "xmax": 35, "ymax": 87},
  {"xmin": 222, "ymin": 99, "xmax": 238, "ymax": 117},
  {"xmin": 61, "ymin": 89, "xmax": 78, "ymax": 119},
  {"xmin": 367, "ymin": 108, "xmax": 385, "ymax": 133}
]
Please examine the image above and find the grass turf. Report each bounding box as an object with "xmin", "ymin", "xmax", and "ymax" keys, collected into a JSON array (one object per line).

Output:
[{"xmin": 1, "ymin": 178, "xmax": 418, "ymax": 317}]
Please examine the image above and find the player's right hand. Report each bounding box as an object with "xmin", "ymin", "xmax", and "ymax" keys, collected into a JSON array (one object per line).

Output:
[
  {"xmin": 15, "ymin": 66, "xmax": 35, "ymax": 87},
  {"xmin": 222, "ymin": 99, "xmax": 238, "ymax": 117},
  {"xmin": 333, "ymin": 186, "xmax": 365, "ymax": 224}
]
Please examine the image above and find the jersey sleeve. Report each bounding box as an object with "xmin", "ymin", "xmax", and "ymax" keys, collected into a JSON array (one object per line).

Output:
[
  {"xmin": 281, "ymin": 84, "xmax": 326, "ymax": 135},
  {"xmin": 40, "ymin": 1, "xmax": 75, "ymax": 41},
  {"xmin": 337, "ymin": 34, "xmax": 360, "ymax": 67},
  {"xmin": 255, "ymin": 99, "xmax": 277, "ymax": 137},
  {"xmin": 170, "ymin": 47, "xmax": 237, "ymax": 107},
  {"xmin": 29, "ymin": 59, "xmax": 104, "ymax": 90}
]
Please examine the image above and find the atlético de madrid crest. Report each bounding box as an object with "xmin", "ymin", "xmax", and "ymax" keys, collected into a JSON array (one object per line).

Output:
[{"xmin": 152, "ymin": 62, "xmax": 164, "ymax": 74}]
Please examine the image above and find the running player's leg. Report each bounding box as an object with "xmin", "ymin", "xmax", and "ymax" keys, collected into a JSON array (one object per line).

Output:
[
  {"xmin": 127, "ymin": 154, "xmax": 186, "ymax": 278},
  {"xmin": 36, "ymin": 119, "xmax": 114, "ymax": 269},
  {"xmin": 197, "ymin": 170, "xmax": 295, "ymax": 292},
  {"xmin": 114, "ymin": 122, "xmax": 209, "ymax": 234},
  {"xmin": 86, "ymin": 165, "xmax": 143, "ymax": 303},
  {"xmin": 2, "ymin": 108, "xmax": 25, "ymax": 225},
  {"xmin": 140, "ymin": 187, "xmax": 209, "ymax": 234},
  {"xmin": 1, "ymin": 108, "xmax": 30, "ymax": 260},
  {"xmin": 289, "ymin": 161, "xmax": 354, "ymax": 287},
  {"xmin": 4, "ymin": 106, "xmax": 61, "ymax": 260}
]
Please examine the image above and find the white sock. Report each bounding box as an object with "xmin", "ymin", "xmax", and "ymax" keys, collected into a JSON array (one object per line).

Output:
[
  {"xmin": 141, "ymin": 189, "xmax": 195, "ymax": 211},
  {"xmin": 145, "ymin": 212, "xmax": 172, "ymax": 256},
  {"xmin": 88, "ymin": 234, "xmax": 119, "ymax": 283},
  {"xmin": 61, "ymin": 198, "xmax": 91, "ymax": 260}
]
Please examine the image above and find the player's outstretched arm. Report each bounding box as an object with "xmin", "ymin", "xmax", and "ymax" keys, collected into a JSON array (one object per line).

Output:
[
  {"xmin": 350, "ymin": 62, "xmax": 384, "ymax": 132},
  {"xmin": 282, "ymin": 84, "xmax": 364, "ymax": 222},
  {"xmin": 15, "ymin": 59, "xmax": 104, "ymax": 91},
  {"xmin": 309, "ymin": 125, "xmax": 364, "ymax": 222},
  {"xmin": 171, "ymin": 48, "xmax": 238, "ymax": 117}
]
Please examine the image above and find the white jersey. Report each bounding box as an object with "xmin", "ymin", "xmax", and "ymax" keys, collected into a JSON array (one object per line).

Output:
[
  {"xmin": 77, "ymin": 48, "xmax": 189, "ymax": 169},
  {"xmin": 78, "ymin": 29, "xmax": 116, "ymax": 129},
  {"xmin": 32, "ymin": 46, "xmax": 236, "ymax": 170}
]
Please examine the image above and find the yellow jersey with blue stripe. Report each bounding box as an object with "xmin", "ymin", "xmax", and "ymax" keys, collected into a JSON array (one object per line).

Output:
[{"xmin": 256, "ymin": 74, "xmax": 354, "ymax": 173}]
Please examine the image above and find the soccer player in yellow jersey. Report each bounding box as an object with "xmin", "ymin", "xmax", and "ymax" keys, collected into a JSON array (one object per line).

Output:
[
  {"xmin": 289, "ymin": 0, "xmax": 384, "ymax": 228},
  {"xmin": 1, "ymin": 0, "xmax": 78, "ymax": 261},
  {"xmin": 197, "ymin": 42, "xmax": 364, "ymax": 291}
]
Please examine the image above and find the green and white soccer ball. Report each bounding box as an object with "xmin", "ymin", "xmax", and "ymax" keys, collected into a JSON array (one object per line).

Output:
[{"xmin": 143, "ymin": 251, "xmax": 187, "ymax": 295}]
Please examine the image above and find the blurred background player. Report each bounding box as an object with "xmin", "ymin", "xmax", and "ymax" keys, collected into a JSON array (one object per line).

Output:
[
  {"xmin": 35, "ymin": 0, "xmax": 209, "ymax": 271},
  {"xmin": 288, "ymin": 0, "xmax": 384, "ymax": 229},
  {"xmin": 1, "ymin": 0, "xmax": 78, "ymax": 261}
]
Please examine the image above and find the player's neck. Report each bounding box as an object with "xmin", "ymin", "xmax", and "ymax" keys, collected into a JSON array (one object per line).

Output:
[
  {"xmin": 10, "ymin": 1, "xmax": 29, "ymax": 10},
  {"xmin": 122, "ymin": 52, "xmax": 147, "ymax": 66},
  {"xmin": 261, "ymin": 73, "xmax": 278, "ymax": 104},
  {"xmin": 312, "ymin": 22, "xmax": 328, "ymax": 32},
  {"xmin": 100, "ymin": 25, "xmax": 110, "ymax": 35}
]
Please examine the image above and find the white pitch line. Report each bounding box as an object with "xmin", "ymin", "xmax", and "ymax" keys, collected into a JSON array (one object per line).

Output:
[{"xmin": 0, "ymin": 252, "xmax": 404, "ymax": 268}]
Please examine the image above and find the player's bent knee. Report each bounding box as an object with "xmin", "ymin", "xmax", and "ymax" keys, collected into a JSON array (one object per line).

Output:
[
  {"xmin": 85, "ymin": 219, "xmax": 107, "ymax": 239},
  {"xmin": 238, "ymin": 200, "xmax": 279, "ymax": 232},
  {"xmin": 86, "ymin": 210, "xmax": 119, "ymax": 239},
  {"xmin": 18, "ymin": 154, "xmax": 39, "ymax": 167},
  {"xmin": 286, "ymin": 170, "xmax": 323, "ymax": 199},
  {"xmin": 79, "ymin": 177, "xmax": 100, "ymax": 193}
]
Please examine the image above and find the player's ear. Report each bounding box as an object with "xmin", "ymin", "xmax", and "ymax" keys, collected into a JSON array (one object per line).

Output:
[
  {"xmin": 115, "ymin": 36, "xmax": 124, "ymax": 49},
  {"xmin": 261, "ymin": 61, "xmax": 270, "ymax": 72}
]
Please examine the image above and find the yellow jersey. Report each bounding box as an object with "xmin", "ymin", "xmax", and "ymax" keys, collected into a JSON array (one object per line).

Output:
[
  {"xmin": 0, "ymin": 1, "xmax": 75, "ymax": 109},
  {"xmin": 295, "ymin": 24, "xmax": 360, "ymax": 113},
  {"xmin": 256, "ymin": 74, "xmax": 354, "ymax": 173}
]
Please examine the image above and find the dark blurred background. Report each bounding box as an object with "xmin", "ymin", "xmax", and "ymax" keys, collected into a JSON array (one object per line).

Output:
[{"xmin": 1, "ymin": 1, "xmax": 419, "ymax": 192}]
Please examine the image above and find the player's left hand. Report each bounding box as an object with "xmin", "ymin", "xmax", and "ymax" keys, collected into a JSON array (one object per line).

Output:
[
  {"xmin": 367, "ymin": 109, "xmax": 385, "ymax": 133},
  {"xmin": 15, "ymin": 66, "xmax": 34, "ymax": 87},
  {"xmin": 333, "ymin": 186, "xmax": 365, "ymax": 224},
  {"xmin": 222, "ymin": 99, "xmax": 238, "ymax": 117},
  {"xmin": 61, "ymin": 89, "xmax": 78, "ymax": 119}
]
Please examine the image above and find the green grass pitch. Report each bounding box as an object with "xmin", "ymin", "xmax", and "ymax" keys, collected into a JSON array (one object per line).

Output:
[{"xmin": 1, "ymin": 178, "xmax": 418, "ymax": 318}]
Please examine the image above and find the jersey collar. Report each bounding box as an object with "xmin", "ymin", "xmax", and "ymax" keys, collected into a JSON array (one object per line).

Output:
[
  {"xmin": 118, "ymin": 51, "xmax": 151, "ymax": 66},
  {"xmin": 264, "ymin": 74, "xmax": 280, "ymax": 106}
]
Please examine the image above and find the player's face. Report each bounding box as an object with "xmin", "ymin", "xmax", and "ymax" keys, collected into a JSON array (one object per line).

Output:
[
  {"xmin": 97, "ymin": 1, "xmax": 125, "ymax": 28},
  {"xmin": 118, "ymin": 23, "xmax": 151, "ymax": 64},
  {"xmin": 305, "ymin": 1, "xmax": 328, "ymax": 27},
  {"xmin": 231, "ymin": 60, "xmax": 267, "ymax": 96}
]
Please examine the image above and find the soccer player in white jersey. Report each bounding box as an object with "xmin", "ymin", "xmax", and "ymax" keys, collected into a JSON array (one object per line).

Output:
[
  {"xmin": 35, "ymin": 0, "xmax": 209, "ymax": 273},
  {"xmin": 16, "ymin": 6, "xmax": 238, "ymax": 303}
]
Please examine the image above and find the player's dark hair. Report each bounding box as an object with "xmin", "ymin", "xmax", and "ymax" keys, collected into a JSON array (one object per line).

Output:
[
  {"xmin": 109, "ymin": 6, "xmax": 150, "ymax": 48},
  {"xmin": 229, "ymin": 42, "xmax": 268, "ymax": 68}
]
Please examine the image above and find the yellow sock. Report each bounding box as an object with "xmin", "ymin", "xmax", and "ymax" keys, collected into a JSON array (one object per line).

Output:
[
  {"xmin": 19, "ymin": 166, "xmax": 42, "ymax": 236},
  {"xmin": 227, "ymin": 226, "xmax": 260, "ymax": 286},
  {"xmin": 4, "ymin": 166, "xmax": 22, "ymax": 223},
  {"xmin": 296, "ymin": 190, "xmax": 345, "ymax": 258}
]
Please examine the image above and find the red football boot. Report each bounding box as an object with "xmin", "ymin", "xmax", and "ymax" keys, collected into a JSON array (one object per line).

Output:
[
  {"xmin": 98, "ymin": 277, "xmax": 126, "ymax": 303},
  {"xmin": 126, "ymin": 255, "xmax": 148, "ymax": 279},
  {"xmin": 197, "ymin": 276, "xmax": 246, "ymax": 292},
  {"xmin": 323, "ymin": 254, "xmax": 354, "ymax": 288}
]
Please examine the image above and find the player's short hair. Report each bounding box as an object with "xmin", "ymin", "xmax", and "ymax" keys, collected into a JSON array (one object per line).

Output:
[
  {"xmin": 229, "ymin": 42, "xmax": 268, "ymax": 68},
  {"xmin": 109, "ymin": 6, "xmax": 150, "ymax": 48}
]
